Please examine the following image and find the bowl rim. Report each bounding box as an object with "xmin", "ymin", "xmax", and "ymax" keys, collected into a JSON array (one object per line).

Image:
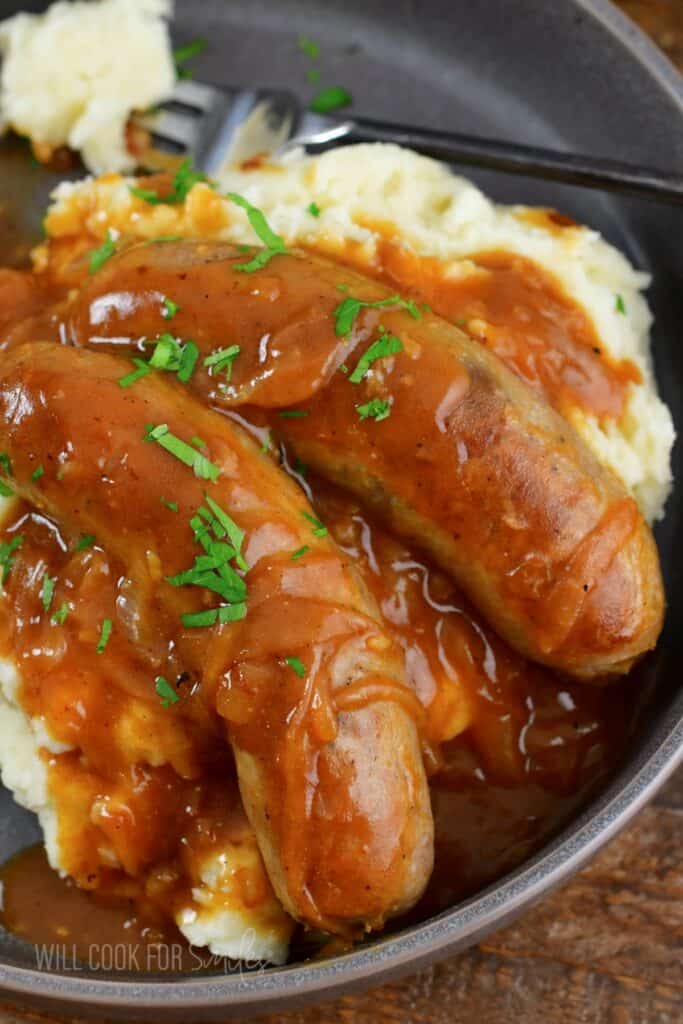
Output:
[{"xmin": 1, "ymin": 0, "xmax": 682, "ymax": 1016}]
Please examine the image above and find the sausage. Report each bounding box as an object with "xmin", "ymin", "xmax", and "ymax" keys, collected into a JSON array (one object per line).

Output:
[
  {"xmin": 65, "ymin": 241, "xmax": 665, "ymax": 680},
  {"xmin": 0, "ymin": 341, "xmax": 433, "ymax": 934}
]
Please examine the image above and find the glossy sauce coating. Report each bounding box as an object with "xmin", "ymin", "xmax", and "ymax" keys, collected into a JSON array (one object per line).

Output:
[
  {"xmin": 0, "ymin": 342, "xmax": 432, "ymax": 934},
  {"xmin": 0, "ymin": 228, "xmax": 663, "ymax": 963},
  {"xmin": 64, "ymin": 241, "xmax": 663, "ymax": 678},
  {"xmin": 0, "ymin": 471, "xmax": 641, "ymax": 959},
  {"xmin": 371, "ymin": 241, "xmax": 641, "ymax": 421}
]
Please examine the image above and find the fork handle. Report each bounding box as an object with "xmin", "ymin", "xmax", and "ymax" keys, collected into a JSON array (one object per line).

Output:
[{"xmin": 342, "ymin": 116, "xmax": 683, "ymax": 205}]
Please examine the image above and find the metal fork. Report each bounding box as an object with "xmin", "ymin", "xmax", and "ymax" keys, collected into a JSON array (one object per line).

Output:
[{"xmin": 134, "ymin": 80, "xmax": 683, "ymax": 205}]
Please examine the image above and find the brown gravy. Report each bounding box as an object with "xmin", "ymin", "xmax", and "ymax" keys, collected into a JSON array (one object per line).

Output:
[
  {"xmin": 0, "ymin": 206, "xmax": 650, "ymax": 965},
  {"xmin": 0, "ymin": 472, "xmax": 641, "ymax": 964}
]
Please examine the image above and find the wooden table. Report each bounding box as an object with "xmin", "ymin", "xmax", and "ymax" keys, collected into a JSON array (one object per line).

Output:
[{"xmin": 1, "ymin": 2, "xmax": 681, "ymax": 1023}]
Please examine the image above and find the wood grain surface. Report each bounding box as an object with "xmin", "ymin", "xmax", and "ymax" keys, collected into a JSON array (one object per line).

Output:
[{"xmin": 1, "ymin": 2, "xmax": 681, "ymax": 1023}]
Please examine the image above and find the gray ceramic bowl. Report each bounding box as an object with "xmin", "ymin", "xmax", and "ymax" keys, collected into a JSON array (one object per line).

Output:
[{"xmin": 0, "ymin": 0, "xmax": 682, "ymax": 1018}]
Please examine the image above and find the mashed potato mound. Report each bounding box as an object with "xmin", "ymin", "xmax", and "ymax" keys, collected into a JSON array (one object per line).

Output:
[
  {"xmin": 0, "ymin": 0, "xmax": 174, "ymax": 174},
  {"xmin": 44, "ymin": 143, "xmax": 675, "ymax": 522},
  {"xmin": 0, "ymin": 489, "xmax": 292, "ymax": 964}
]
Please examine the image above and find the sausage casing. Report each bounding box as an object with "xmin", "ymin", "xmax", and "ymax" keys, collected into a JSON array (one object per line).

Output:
[
  {"xmin": 0, "ymin": 342, "xmax": 433, "ymax": 933},
  {"xmin": 67, "ymin": 242, "xmax": 665, "ymax": 679}
]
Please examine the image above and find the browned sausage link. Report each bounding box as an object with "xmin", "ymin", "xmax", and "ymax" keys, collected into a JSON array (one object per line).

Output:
[
  {"xmin": 0, "ymin": 342, "xmax": 433, "ymax": 934},
  {"xmin": 67, "ymin": 242, "xmax": 665, "ymax": 680}
]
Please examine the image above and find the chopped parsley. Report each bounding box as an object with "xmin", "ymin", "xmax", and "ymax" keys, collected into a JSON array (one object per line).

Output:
[
  {"xmin": 181, "ymin": 604, "xmax": 247, "ymax": 628},
  {"xmin": 39, "ymin": 573, "xmax": 56, "ymax": 612},
  {"xmin": 118, "ymin": 358, "xmax": 152, "ymax": 389},
  {"xmin": 31, "ymin": 465, "xmax": 44, "ymax": 482},
  {"xmin": 129, "ymin": 158, "xmax": 209, "ymax": 206},
  {"xmin": 89, "ymin": 230, "xmax": 116, "ymax": 274},
  {"xmin": 301, "ymin": 510, "xmax": 327, "ymax": 537},
  {"xmin": 616, "ymin": 294, "xmax": 626, "ymax": 314},
  {"xmin": 285, "ymin": 655, "xmax": 306, "ymax": 678},
  {"xmin": 307, "ymin": 201, "xmax": 321, "ymax": 217},
  {"xmin": 155, "ymin": 675, "xmax": 179, "ymax": 707},
  {"xmin": 51, "ymin": 602, "xmax": 69, "ymax": 626},
  {"xmin": 349, "ymin": 332, "xmax": 403, "ymax": 383},
  {"xmin": 76, "ymin": 534, "xmax": 95, "ymax": 551},
  {"xmin": 96, "ymin": 618, "xmax": 112, "ymax": 654},
  {"xmin": 0, "ymin": 481, "xmax": 14, "ymax": 498},
  {"xmin": 278, "ymin": 409, "xmax": 309, "ymax": 419},
  {"xmin": 0, "ymin": 535, "xmax": 22, "ymax": 584},
  {"xmin": 291, "ymin": 545, "xmax": 309, "ymax": 560},
  {"xmin": 204, "ymin": 345, "xmax": 241, "ymax": 383},
  {"xmin": 310, "ymin": 86, "xmax": 352, "ymax": 114},
  {"xmin": 226, "ymin": 193, "xmax": 289, "ymax": 272},
  {"xmin": 356, "ymin": 397, "xmax": 392, "ymax": 422},
  {"xmin": 149, "ymin": 334, "xmax": 199, "ymax": 383},
  {"xmin": 173, "ymin": 37, "xmax": 207, "ymax": 78},
  {"xmin": 162, "ymin": 297, "xmax": 179, "ymax": 320},
  {"xmin": 161, "ymin": 497, "xmax": 179, "ymax": 512},
  {"xmin": 334, "ymin": 293, "xmax": 420, "ymax": 338},
  {"xmin": 298, "ymin": 35, "xmax": 320, "ymax": 59},
  {"xmin": 144, "ymin": 424, "xmax": 221, "ymax": 481},
  {"xmin": 120, "ymin": 336, "xmax": 199, "ymax": 388},
  {"xmin": 170, "ymin": 497, "xmax": 249, "ymax": 628},
  {"xmin": 0, "ymin": 454, "xmax": 12, "ymax": 477}
]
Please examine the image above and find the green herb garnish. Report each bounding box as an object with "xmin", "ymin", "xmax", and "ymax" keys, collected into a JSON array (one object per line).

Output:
[
  {"xmin": 39, "ymin": 573, "xmax": 56, "ymax": 612},
  {"xmin": 181, "ymin": 603, "xmax": 247, "ymax": 628},
  {"xmin": 298, "ymin": 35, "xmax": 320, "ymax": 58},
  {"xmin": 96, "ymin": 618, "xmax": 112, "ymax": 654},
  {"xmin": 0, "ymin": 535, "xmax": 22, "ymax": 584},
  {"xmin": 334, "ymin": 293, "xmax": 420, "ymax": 338},
  {"xmin": 0, "ymin": 454, "xmax": 12, "ymax": 477},
  {"xmin": 162, "ymin": 297, "xmax": 179, "ymax": 320},
  {"xmin": 147, "ymin": 334, "xmax": 199, "ymax": 383},
  {"xmin": 356, "ymin": 397, "xmax": 392, "ymax": 422},
  {"xmin": 349, "ymin": 333, "xmax": 403, "ymax": 383},
  {"xmin": 278, "ymin": 409, "xmax": 309, "ymax": 419},
  {"xmin": 130, "ymin": 158, "xmax": 209, "ymax": 206},
  {"xmin": 307, "ymin": 201, "xmax": 321, "ymax": 217},
  {"xmin": 291, "ymin": 545, "xmax": 309, "ymax": 560},
  {"xmin": 173, "ymin": 38, "xmax": 207, "ymax": 79},
  {"xmin": 310, "ymin": 86, "xmax": 352, "ymax": 114},
  {"xmin": 204, "ymin": 345, "xmax": 241, "ymax": 383},
  {"xmin": 301, "ymin": 510, "xmax": 327, "ymax": 537},
  {"xmin": 51, "ymin": 602, "xmax": 68, "ymax": 626},
  {"xmin": 155, "ymin": 675, "xmax": 179, "ymax": 707},
  {"xmin": 285, "ymin": 656, "xmax": 306, "ymax": 677},
  {"xmin": 144, "ymin": 424, "xmax": 221, "ymax": 481},
  {"xmin": 76, "ymin": 534, "xmax": 95, "ymax": 551},
  {"xmin": 161, "ymin": 497, "xmax": 179, "ymax": 512},
  {"xmin": 616, "ymin": 294, "xmax": 626, "ymax": 315},
  {"xmin": 89, "ymin": 230, "xmax": 116, "ymax": 273},
  {"xmin": 170, "ymin": 498, "xmax": 249, "ymax": 627},
  {"xmin": 226, "ymin": 193, "xmax": 289, "ymax": 272},
  {"xmin": 0, "ymin": 481, "xmax": 14, "ymax": 498},
  {"xmin": 119, "ymin": 358, "xmax": 153, "ymax": 389}
]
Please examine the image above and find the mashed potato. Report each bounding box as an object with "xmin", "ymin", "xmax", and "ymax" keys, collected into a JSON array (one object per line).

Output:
[
  {"xmin": 0, "ymin": 0, "xmax": 174, "ymax": 174},
  {"xmin": 0, "ymin": 666, "xmax": 292, "ymax": 963},
  {"xmin": 43, "ymin": 143, "xmax": 675, "ymax": 522},
  {"xmin": 0, "ymin": 488, "xmax": 292, "ymax": 964}
]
